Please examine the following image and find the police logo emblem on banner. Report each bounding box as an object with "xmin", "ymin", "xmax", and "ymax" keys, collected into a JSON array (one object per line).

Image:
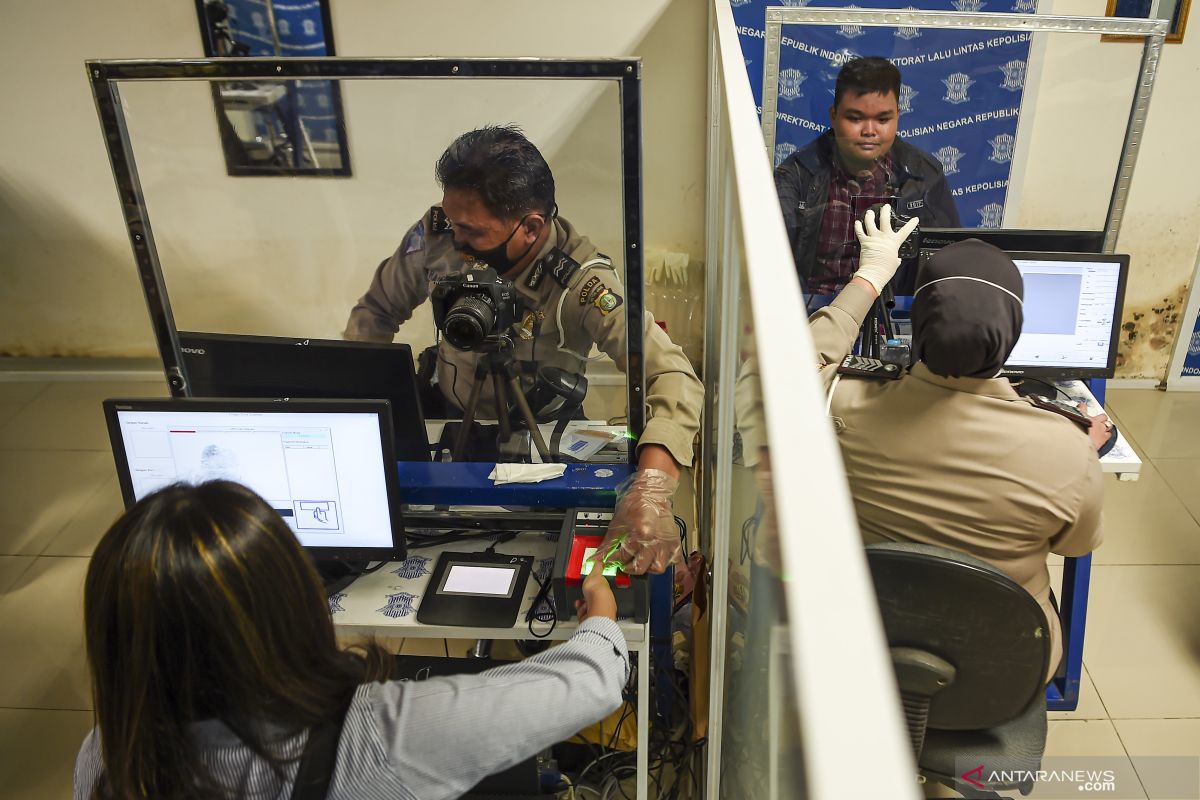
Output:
[
  {"xmin": 989, "ymin": 133, "xmax": 1015, "ymax": 164},
  {"xmin": 1188, "ymin": 329, "xmax": 1200, "ymax": 356},
  {"xmin": 779, "ymin": 68, "xmax": 807, "ymax": 101},
  {"xmin": 942, "ymin": 72, "xmax": 976, "ymax": 105},
  {"xmin": 831, "ymin": 48, "xmax": 859, "ymax": 68},
  {"xmin": 934, "ymin": 145, "xmax": 965, "ymax": 176},
  {"xmin": 899, "ymin": 84, "xmax": 918, "ymax": 114},
  {"xmin": 1000, "ymin": 59, "xmax": 1027, "ymax": 91},
  {"xmin": 979, "ymin": 202, "xmax": 1004, "ymax": 229},
  {"xmin": 896, "ymin": 9, "xmax": 922, "ymax": 40},
  {"xmin": 775, "ymin": 142, "xmax": 798, "ymax": 168},
  {"xmin": 838, "ymin": 8, "xmax": 866, "ymax": 40},
  {"xmin": 954, "ymin": 0, "xmax": 985, "ymax": 11}
]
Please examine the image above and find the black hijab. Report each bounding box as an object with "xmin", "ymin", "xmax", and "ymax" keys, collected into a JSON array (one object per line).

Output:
[{"xmin": 911, "ymin": 239, "xmax": 1024, "ymax": 378}]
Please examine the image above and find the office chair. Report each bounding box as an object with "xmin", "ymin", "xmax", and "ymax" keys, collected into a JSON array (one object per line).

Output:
[{"xmin": 865, "ymin": 542, "xmax": 1049, "ymax": 799}]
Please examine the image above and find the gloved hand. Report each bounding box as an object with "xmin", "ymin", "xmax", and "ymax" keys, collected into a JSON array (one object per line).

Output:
[
  {"xmin": 852, "ymin": 205, "xmax": 920, "ymax": 294},
  {"xmin": 597, "ymin": 468, "xmax": 682, "ymax": 575}
]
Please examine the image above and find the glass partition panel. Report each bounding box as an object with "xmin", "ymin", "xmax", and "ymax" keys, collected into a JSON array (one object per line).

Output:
[
  {"xmin": 98, "ymin": 64, "xmax": 641, "ymax": 466},
  {"xmin": 750, "ymin": 7, "xmax": 1163, "ymax": 301},
  {"xmin": 116, "ymin": 78, "xmax": 624, "ymax": 340},
  {"xmin": 706, "ymin": 3, "xmax": 920, "ymax": 795}
]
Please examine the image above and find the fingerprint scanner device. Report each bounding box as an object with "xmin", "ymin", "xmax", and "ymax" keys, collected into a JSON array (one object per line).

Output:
[
  {"xmin": 416, "ymin": 551, "xmax": 533, "ymax": 628},
  {"xmin": 552, "ymin": 509, "xmax": 649, "ymax": 623},
  {"xmin": 102, "ymin": 398, "xmax": 406, "ymax": 594}
]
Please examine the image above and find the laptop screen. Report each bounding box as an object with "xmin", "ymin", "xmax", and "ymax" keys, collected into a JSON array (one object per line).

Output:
[{"xmin": 105, "ymin": 399, "xmax": 402, "ymax": 554}]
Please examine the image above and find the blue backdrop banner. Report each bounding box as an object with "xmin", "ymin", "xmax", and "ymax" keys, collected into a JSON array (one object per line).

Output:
[
  {"xmin": 1182, "ymin": 309, "xmax": 1200, "ymax": 377},
  {"xmin": 732, "ymin": 0, "xmax": 1036, "ymax": 228}
]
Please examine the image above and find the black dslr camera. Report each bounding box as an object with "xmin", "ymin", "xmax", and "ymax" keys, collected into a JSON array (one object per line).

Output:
[{"xmin": 430, "ymin": 266, "xmax": 520, "ymax": 351}]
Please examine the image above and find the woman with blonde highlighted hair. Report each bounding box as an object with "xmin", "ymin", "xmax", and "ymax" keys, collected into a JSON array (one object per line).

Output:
[{"xmin": 76, "ymin": 480, "xmax": 626, "ymax": 799}]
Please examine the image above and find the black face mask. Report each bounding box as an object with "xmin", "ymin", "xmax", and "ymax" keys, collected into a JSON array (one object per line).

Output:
[{"xmin": 453, "ymin": 214, "xmax": 537, "ymax": 274}]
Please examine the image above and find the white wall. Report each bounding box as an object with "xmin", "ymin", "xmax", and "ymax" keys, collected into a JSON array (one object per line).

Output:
[
  {"xmin": 0, "ymin": 0, "xmax": 707, "ymax": 357},
  {"xmin": 1011, "ymin": 0, "xmax": 1200, "ymax": 379}
]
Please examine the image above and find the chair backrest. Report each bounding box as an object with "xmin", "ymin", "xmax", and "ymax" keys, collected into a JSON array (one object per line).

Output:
[{"xmin": 866, "ymin": 542, "xmax": 1048, "ymax": 731}]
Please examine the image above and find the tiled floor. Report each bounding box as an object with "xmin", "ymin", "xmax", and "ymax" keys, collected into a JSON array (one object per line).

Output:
[{"xmin": 2, "ymin": 378, "xmax": 1199, "ymax": 798}]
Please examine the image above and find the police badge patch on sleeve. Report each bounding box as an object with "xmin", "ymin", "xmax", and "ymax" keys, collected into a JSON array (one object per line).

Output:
[
  {"xmin": 403, "ymin": 221, "xmax": 426, "ymax": 254},
  {"xmin": 429, "ymin": 206, "xmax": 452, "ymax": 234},
  {"xmin": 593, "ymin": 289, "xmax": 623, "ymax": 316},
  {"xmin": 578, "ymin": 276, "xmax": 601, "ymax": 305}
]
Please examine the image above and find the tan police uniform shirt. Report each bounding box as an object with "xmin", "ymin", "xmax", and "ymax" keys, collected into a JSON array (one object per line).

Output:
[
  {"xmin": 811, "ymin": 282, "xmax": 1104, "ymax": 679},
  {"xmin": 345, "ymin": 208, "xmax": 703, "ymax": 467}
]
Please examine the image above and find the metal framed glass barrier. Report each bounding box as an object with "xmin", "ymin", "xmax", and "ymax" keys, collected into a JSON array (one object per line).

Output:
[
  {"xmin": 755, "ymin": 6, "xmax": 1166, "ymax": 713},
  {"xmin": 88, "ymin": 58, "xmax": 648, "ymax": 472},
  {"xmin": 702, "ymin": 3, "xmax": 919, "ymax": 797}
]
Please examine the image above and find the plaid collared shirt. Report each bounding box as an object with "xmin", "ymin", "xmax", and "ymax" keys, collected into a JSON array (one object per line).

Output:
[{"xmin": 806, "ymin": 154, "xmax": 895, "ymax": 296}]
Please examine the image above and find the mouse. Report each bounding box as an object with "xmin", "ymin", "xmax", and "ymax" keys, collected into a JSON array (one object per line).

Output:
[{"xmin": 1098, "ymin": 420, "xmax": 1119, "ymax": 458}]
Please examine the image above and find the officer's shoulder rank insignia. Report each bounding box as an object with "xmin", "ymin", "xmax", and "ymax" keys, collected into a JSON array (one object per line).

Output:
[
  {"xmin": 524, "ymin": 257, "xmax": 546, "ymax": 290},
  {"xmin": 593, "ymin": 289, "xmax": 623, "ymax": 316},
  {"xmin": 429, "ymin": 206, "xmax": 452, "ymax": 234},
  {"xmin": 546, "ymin": 249, "xmax": 581, "ymax": 288}
]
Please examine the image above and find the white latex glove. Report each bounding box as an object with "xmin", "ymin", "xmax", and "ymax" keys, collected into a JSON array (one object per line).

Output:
[{"xmin": 852, "ymin": 205, "xmax": 920, "ymax": 294}]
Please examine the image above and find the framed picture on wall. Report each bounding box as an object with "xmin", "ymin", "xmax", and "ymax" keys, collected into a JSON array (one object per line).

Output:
[
  {"xmin": 195, "ymin": 0, "xmax": 352, "ymax": 177},
  {"xmin": 1104, "ymin": 0, "xmax": 1191, "ymax": 43}
]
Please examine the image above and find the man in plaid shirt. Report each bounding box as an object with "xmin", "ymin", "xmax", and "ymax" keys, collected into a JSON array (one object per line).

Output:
[{"xmin": 775, "ymin": 57, "xmax": 960, "ymax": 298}]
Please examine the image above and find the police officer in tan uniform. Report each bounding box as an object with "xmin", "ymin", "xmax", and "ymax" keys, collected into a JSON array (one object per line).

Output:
[
  {"xmin": 809, "ymin": 207, "xmax": 1108, "ymax": 680},
  {"xmin": 346, "ymin": 126, "xmax": 703, "ymax": 575}
]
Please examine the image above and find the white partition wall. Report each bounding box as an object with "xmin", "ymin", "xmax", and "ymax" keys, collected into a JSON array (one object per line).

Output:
[{"xmin": 702, "ymin": 2, "xmax": 919, "ymax": 797}]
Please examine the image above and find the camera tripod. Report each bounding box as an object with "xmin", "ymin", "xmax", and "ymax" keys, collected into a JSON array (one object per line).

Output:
[{"xmin": 452, "ymin": 335, "xmax": 553, "ymax": 463}]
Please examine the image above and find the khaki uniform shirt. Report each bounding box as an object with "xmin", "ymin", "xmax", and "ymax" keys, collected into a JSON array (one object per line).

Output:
[
  {"xmin": 811, "ymin": 282, "xmax": 1104, "ymax": 678},
  {"xmin": 345, "ymin": 208, "xmax": 702, "ymax": 467}
]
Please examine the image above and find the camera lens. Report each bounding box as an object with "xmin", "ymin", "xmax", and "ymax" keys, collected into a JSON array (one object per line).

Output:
[{"xmin": 443, "ymin": 293, "xmax": 496, "ymax": 350}]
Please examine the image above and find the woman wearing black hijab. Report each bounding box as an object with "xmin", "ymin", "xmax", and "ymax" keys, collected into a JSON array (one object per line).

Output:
[{"xmin": 808, "ymin": 207, "xmax": 1108, "ymax": 681}]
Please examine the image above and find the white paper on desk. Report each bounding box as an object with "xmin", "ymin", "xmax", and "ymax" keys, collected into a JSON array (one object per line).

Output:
[
  {"xmin": 530, "ymin": 426, "xmax": 620, "ymax": 464},
  {"xmin": 487, "ymin": 463, "xmax": 567, "ymax": 484}
]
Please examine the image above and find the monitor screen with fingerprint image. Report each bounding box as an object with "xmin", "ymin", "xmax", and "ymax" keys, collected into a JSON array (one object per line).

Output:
[
  {"xmin": 103, "ymin": 398, "xmax": 404, "ymax": 560},
  {"xmin": 1000, "ymin": 252, "xmax": 1130, "ymax": 380}
]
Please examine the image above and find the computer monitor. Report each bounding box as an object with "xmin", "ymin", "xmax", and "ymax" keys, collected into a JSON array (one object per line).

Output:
[
  {"xmin": 177, "ymin": 332, "xmax": 431, "ymax": 462},
  {"xmin": 900, "ymin": 229, "xmax": 1106, "ymax": 298},
  {"xmin": 103, "ymin": 398, "xmax": 405, "ymax": 561},
  {"xmin": 996, "ymin": 252, "xmax": 1130, "ymax": 380},
  {"xmin": 919, "ymin": 228, "xmax": 1106, "ymax": 254}
]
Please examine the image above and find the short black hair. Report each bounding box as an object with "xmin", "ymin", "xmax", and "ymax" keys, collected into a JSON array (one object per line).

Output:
[
  {"xmin": 834, "ymin": 57, "xmax": 902, "ymax": 108},
  {"xmin": 434, "ymin": 125, "xmax": 556, "ymax": 220}
]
